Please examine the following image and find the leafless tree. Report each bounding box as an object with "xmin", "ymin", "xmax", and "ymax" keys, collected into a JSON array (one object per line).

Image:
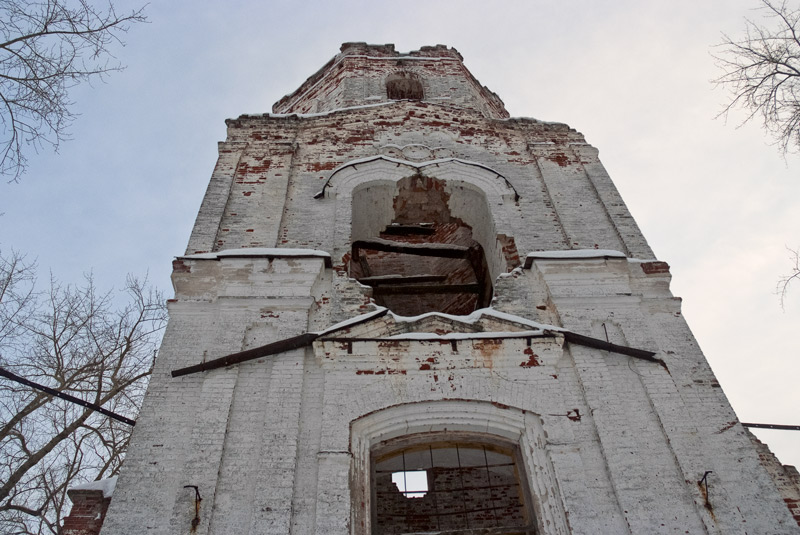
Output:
[
  {"xmin": 0, "ymin": 0, "xmax": 146, "ymax": 182},
  {"xmin": 714, "ymin": 0, "xmax": 800, "ymax": 155},
  {"xmin": 777, "ymin": 246, "xmax": 800, "ymax": 307},
  {"xmin": 0, "ymin": 251, "xmax": 165, "ymax": 534},
  {"xmin": 0, "ymin": 251, "xmax": 36, "ymax": 348}
]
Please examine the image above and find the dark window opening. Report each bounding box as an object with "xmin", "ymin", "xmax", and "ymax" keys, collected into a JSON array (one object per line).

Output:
[
  {"xmin": 374, "ymin": 441, "xmax": 535, "ymax": 535},
  {"xmin": 350, "ymin": 175, "xmax": 493, "ymax": 316},
  {"xmin": 386, "ymin": 74, "xmax": 424, "ymax": 100}
]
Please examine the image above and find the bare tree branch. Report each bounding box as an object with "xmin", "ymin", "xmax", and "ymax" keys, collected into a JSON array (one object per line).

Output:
[
  {"xmin": 714, "ymin": 0, "xmax": 800, "ymax": 155},
  {"xmin": 0, "ymin": 0, "xmax": 146, "ymax": 182},
  {"xmin": 777, "ymin": 246, "xmax": 800, "ymax": 307},
  {"xmin": 0, "ymin": 251, "xmax": 165, "ymax": 534}
]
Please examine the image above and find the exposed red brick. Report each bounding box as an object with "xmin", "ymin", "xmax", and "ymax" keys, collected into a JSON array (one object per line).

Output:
[
  {"xmin": 519, "ymin": 347, "xmax": 541, "ymax": 367},
  {"xmin": 307, "ymin": 161, "xmax": 338, "ymax": 172},
  {"xmin": 172, "ymin": 260, "xmax": 191, "ymax": 273},
  {"xmin": 641, "ymin": 261, "xmax": 670, "ymax": 275},
  {"xmin": 62, "ymin": 490, "xmax": 110, "ymax": 535},
  {"xmin": 547, "ymin": 152, "xmax": 570, "ymax": 167}
]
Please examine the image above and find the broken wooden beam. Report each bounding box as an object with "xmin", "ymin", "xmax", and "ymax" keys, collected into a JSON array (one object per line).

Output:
[
  {"xmin": 382, "ymin": 224, "xmax": 436, "ymax": 236},
  {"xmin": 371, "ymin": 283, "xmax": 481, "ymax": 295},
  {"xmin": 358, "ymin": 274, "xmax": 447, "ymax": 285},
  {"xmin": 353, "ymin": 238, "xmax": 471, "ymax": 259}
]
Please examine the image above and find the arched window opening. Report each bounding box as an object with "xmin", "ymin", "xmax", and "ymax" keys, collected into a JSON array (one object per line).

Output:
[
  {"xmin": 350, "ymin": 175, "xmax": 493, "ymax": 316},
  {"xmin": 386, "ymin": 73, "xmax": 424, "ymax": 100},
  {"xmin": 373, "ymin": 439, "xmax": 535, "ymax": 535}
]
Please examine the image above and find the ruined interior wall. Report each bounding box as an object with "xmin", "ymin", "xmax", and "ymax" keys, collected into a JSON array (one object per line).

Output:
[{"xmin": 350, "ymin": 181, "xmax": 397, "ymax": 242}]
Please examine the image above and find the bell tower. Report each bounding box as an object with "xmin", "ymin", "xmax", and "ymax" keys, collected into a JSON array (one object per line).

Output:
[{"xmin": 100, "ymin": 43, "xmax": 800, "ymax": 534}]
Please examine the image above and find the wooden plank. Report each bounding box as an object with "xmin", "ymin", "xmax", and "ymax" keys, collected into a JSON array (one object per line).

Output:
[{"xmin": 358, "ymin": 255, "xmax": 372, "ymax": 277}]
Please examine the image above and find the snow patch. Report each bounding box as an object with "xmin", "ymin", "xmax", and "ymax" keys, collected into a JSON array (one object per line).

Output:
[
  {"xmin": 71, "ymin": 476, "xmax": 117, "ymax": 498},
  {"xmin": 497, "ymin": 267, "xmax": 523, "ymax": 279}
]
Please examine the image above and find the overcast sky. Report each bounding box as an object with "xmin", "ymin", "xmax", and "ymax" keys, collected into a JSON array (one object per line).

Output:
[{"xmin": 1, "ymin": 0, "xmax": 798, "ymax": 467}]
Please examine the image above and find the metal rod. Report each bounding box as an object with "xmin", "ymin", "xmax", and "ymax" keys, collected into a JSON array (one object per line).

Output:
[
  {"xmin": 742, "ymin": 422, "xmax": 800, "ymax": 431},
  {"xmin": 0, "ymin": 366, "xmax": 136, "ymax": 426},
  {"xmin": 171, "ymin": 309, "xmax": 390, "ymax": 377},
  {"xmin": 561, "ymin": 331, "xmax": 662, "ymax": 364},
  {"xmin": 171, "ymin": 332, "xmax": 319, "ymax": 377}
]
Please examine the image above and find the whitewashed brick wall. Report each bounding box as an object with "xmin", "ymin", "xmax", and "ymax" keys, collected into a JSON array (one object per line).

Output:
[{"xmin": 101, "ymin": 44, "xmax": 799, "ymax": 535}]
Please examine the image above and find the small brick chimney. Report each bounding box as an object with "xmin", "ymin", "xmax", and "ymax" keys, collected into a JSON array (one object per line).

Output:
[{"xmin": 61, "ymin": 477, "xmax": 116, "ymax": 535}]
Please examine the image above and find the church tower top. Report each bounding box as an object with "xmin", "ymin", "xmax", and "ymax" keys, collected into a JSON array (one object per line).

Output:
[{"xmin": 272, "ymin": 42, "xmax": 509, "ymax": 118}]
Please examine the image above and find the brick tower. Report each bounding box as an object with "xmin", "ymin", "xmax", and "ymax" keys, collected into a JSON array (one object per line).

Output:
[{"xmin": 100, "ymin": 43, "xmax": 800, "ymax": 534}]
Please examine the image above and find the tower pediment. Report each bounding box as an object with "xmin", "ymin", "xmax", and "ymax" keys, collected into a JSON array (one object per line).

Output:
[{"xmin": 317, "ymin": 307, "xmax": 555, "ymax": 341}]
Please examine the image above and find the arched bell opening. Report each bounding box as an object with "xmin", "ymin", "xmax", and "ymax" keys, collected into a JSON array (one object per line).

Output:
[{"xmin": 350, "ymin": 174, "xmax": 493, "ymax": 316}]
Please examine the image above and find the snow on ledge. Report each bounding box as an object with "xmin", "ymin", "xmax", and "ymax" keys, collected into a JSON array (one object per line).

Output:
[
  {"xmin": 180, "ymin": 248, "xmax": 331, "ymax": 266},
  {"xmin": 528, "ymin": 249, "xmax": 627, "ymax": 260},
  {"xmin": 523, "ymin": 249, "xmax": 659, "ymax": 268},
  {"xmin": 386, "ymin": 330, "xmax": 546, "ymax": 341},
  {"xmin": 524, "ymin": 249, "xmax": 625, "ymax": 268},
  {"xmin": 70, "ymin": 476, "xmax": 117, "ymax": 498},
  {"xmin": 316, "ymin": 307, "xmax": 389, "ymax": 335}
]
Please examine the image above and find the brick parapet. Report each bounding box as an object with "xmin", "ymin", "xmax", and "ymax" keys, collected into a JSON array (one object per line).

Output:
[{"xmin": 272, "ymin": 43, "xmax": 507, "ymax": 118}]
